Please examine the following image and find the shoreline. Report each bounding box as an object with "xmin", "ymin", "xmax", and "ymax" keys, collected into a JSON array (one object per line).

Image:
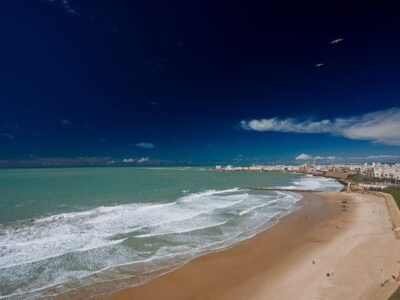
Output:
[
  {"xmin": 0, "ymin": 173, "xmax": 342, "ymax": 300},
  {"xmin": 92, "ymin": 191, "xmax": 400, "ymax": 300}
]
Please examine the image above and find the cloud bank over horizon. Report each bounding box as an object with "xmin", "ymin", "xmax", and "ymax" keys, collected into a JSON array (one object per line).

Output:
[
  {"xmin": 295, "ymin": 153, "xmax": 336, "ymax": 161},
  {"xmin": 122, "ymin": 157, "xmax": 149, "ymax": 163},
  {"xmin": 241, "ymin": 107, "xmax": 400, "ymax": 146}
]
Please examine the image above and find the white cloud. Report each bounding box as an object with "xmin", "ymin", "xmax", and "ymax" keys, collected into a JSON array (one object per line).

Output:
[
  {"xmin": 137, "ymin": 157, "xmax": 149, "ymax": 163},
  {"xmin": 122, "ymin": 157, "xmax": 150, "ymax": 163},
  {"xmin": 0, "ymin": 133, "xmax": 15, "ymax": 139},
  {"xmin": 136, "ymin": 142, "xmax": 155, "ymax": 149},
  {"xmin": 122, "ymin": 158, "xmax": 135, "ymax": 163},
  {"xmin": 296, "ymin": 153, "xmax": 336, "ymax": 161},
  {"xmin": 241, "ymin": 107, "xmax": 400, "ymax": 146},
  {"xmin": 240, "ymin": 118, "xmax": 334, "ymax": 133},
  {"xmin": 296, "ymin": 154, "xmax": 313, "ymax": 160}
]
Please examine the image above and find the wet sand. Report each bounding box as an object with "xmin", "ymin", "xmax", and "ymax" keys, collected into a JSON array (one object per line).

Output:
[{"xmin": 95, "ymin": 191, "xmax": 400, "ymax": 300}]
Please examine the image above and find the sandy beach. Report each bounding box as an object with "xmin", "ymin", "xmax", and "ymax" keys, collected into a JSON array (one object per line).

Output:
[{"xmin": 97, "ymin": 191, "xmax": 400, "ymax": 300}]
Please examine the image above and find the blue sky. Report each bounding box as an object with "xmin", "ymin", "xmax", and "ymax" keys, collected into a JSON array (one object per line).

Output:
[{"xmin": 0, "ymin": 0, "xmax": 400, "ymax": 166}]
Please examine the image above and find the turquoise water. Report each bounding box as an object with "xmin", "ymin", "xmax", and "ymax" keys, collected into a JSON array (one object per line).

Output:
[{"xmin": 0, "ymin": 167, "xmax": 342, "ymax": 299}]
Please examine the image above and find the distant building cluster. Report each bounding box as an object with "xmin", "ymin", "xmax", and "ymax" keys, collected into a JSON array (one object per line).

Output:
[
  {"xmin": 349, "ymin": 162, "xmax": 400, "ymax": 180},
  {"xmin": 214, "ymin": 162, "xmax": 400, "ymax": 181}
]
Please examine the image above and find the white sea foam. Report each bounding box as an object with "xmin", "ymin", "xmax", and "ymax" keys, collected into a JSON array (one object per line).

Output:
[
  {"xmin": 0, "ymin": 189, "xmax": 245, "ymax": 270},
  {"xmin": 134, "ymin": 221, "xmax": 228, "ymax": 238},
  {"xmin": 276, "ymin": 175, "xmax": 342, "ymax": 191}
]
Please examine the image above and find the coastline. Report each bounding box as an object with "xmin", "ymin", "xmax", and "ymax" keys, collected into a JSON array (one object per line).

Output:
[
  {"xmin": 91, "ymin": 190, "xmax": 400, "ymax": 300},
  {"xmin": 1, "ymin": 171, "xmax": 344, "ymax": 300}
]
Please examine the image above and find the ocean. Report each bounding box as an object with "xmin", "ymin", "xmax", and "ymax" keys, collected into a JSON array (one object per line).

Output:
[{"xmin": 0, "ymin": 167, "xmax": 342, "ymax": 299}]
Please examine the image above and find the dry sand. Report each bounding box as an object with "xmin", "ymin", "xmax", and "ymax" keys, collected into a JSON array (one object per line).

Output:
[{"xmin": 92, "ymin": 191, "xmax": 400, "ymax": 300}]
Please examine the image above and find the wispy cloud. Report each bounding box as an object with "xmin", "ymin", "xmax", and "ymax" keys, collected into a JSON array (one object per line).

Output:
[
  {"xmin": 136, "ymin": 142, "xmax": 155, "ymax": 149},
  {"xmin": 60, "ymin": 119, "xmax": 71, "ymax": 126},
  {"xmin": 45, "ymin": 0, "xmax": 80, "ymax": 16},
  {"xmin": 0, "ymin": 133, "xmax": 15, "ymax": 139},
  {"xmin": 295, "ymin": 153, "xmax": 336, "ymax": 161},
  {"xmin": 330, "ymin": 38, "xmax": 344, "ymax": 44},
  {"xmin": 241, "ymin": 107, "xmax": 400, "ymax": 146},
  {"xmin": 44, "ymin": 0, "xmax": 119, "ymax": 34}
]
